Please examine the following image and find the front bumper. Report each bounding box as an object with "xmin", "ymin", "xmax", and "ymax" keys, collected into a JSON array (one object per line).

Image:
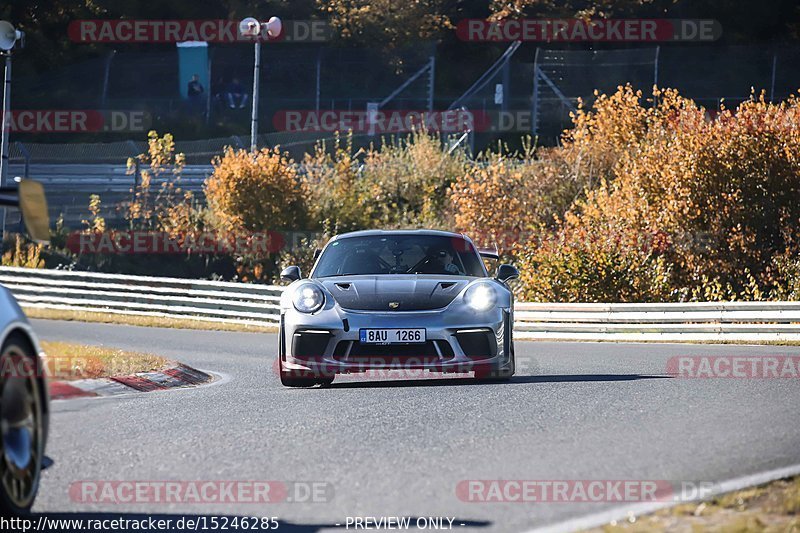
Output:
[{"xmin": 280, "ymin": 306, "xmax": 512, "ymax": 375}]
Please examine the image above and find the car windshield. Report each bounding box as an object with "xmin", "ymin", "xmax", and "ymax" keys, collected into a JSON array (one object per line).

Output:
[{"xmin": 313, "ymin": 235, "xmax": 486, "ymax": 277}]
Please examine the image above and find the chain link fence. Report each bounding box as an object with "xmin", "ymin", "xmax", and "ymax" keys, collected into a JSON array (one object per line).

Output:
[{"xmin": 5, "ymin": 43, "xmax": 800, "ymax": 226}]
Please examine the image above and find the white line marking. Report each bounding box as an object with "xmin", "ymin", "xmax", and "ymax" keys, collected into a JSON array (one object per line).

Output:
[{"xmin": 523, "ymin": 462, "xmax": 800, "ymax": 533}]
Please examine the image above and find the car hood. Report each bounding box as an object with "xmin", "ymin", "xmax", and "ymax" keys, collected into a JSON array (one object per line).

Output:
[{"xmin": 317, "ymin": 275, "xmax": 473, "ymax": 311}]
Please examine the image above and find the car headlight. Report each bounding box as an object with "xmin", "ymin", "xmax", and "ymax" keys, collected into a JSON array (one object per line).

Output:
[
  {"xmin": 464, "ymin": 282, "xmax": 497, "ymax": 311},
  {"xmin": 292, "ymin": 282, "xmax": 325, "ymax": 313}
]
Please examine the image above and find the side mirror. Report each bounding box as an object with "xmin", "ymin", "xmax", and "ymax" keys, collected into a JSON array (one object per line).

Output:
[
  {"xmin": 496, "ymin": 264, "xmax": 519, "ymax": 283},
  {"xmin": 18, "ymin": 180, "xmax": 50, "ymax": 243},
  {"xmin": 0, "ymin": 179, "xmax": 50, "ymax": 243},
  {"xmin": 280, "ymin": 265, "xmax": 301, "ymax": 282}
]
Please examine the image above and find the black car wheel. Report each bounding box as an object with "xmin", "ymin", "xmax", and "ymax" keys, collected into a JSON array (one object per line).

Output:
[
  {"xmin": 279, "ymin": 369, "xmax": 334, "ymax": 388},
  {"xmin": 279, "ymin": 369, "xmax": 335, "ymax": 388},
  {"xmin": 0, "ymin": 334, "xmax": 45, "ymax": 516},
  {"xmin": 278, "ymin": 324, "xmax": 336, "ymax": 388},
  {"xmin": 475, "ymin": 340, "xmax": 516, "ymax": 382}
]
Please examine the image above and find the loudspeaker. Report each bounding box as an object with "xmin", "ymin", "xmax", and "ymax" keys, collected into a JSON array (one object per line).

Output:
[
  {"xmin": 0, "ymin": 21, "xmax": 19, "ymax": 51},
  {"xmin": 264, "ymin": 17, "xmax": 282, "ymax": 39}
]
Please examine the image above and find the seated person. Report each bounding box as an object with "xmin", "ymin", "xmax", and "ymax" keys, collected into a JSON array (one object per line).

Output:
[
  {"xmin": 225, "ymin": 78, "xmax": 249, "ymax": 109},
  {"xmin": 438, "ymin": 248, "xmax": 463, "ymax": 275},
  {"xmin": 420, "ymin": 247, "xmax": 463, "ymax": 275}
]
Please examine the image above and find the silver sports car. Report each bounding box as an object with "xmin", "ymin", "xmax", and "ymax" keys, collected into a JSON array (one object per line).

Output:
[
  {"xmin": 0, "ymin": 179, "xmax": 51, "ymax": 516},
  {"xmin": 278, "ymin": 230, "xmax": 519, "ymax": 387}
]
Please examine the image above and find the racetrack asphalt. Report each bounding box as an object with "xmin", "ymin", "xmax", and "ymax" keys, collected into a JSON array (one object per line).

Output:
[{"xmin": 30, "ymin": 319, "xmax": 800, "ymax": 532}]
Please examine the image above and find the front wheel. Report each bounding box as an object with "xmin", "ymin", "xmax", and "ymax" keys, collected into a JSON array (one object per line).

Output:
[
  {"xmin": 279, "ymin": 370, "xmax": 335, "ymax": 388},
  {"xmin": 278, "ymin": 322, "xmax": 335, "ymax": 388},
  {"xmin": 0, "ymin": 335, "xmax": 45, "ymax": 516},
  {"xmin": 279, "ymin": 373, "xmax": 320, "ymax": 388},
  {"xmin": 278, "ymin": 358, "xmax": 335, "ymax": 388},
  {"xmin": 474, "ymin": 343, "xmax": 516, "ymax": 382}
]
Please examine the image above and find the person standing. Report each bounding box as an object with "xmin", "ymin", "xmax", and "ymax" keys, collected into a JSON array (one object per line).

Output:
[{"xmin": 187, "ymin": 74, "xmax": 205, "ymax": 114}]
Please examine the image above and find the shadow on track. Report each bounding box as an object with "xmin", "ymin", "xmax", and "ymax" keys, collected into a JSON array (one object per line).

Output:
[
  {"xmin": 26, "ymin": 513, "xmax": 491, "ymax": 532},
  {"xmin": 324, "ymin": 374, "xmax": 672, "ymax": 389}
]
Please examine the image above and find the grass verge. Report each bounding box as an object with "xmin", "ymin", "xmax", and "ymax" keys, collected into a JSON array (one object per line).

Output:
[
  {"xmin": 25, "ymin": 307, "xmax": 278, "ymax": 334},
  {"xmin": 591, "ymin": 476, "xmax": 800, "ymax": 532},
  {"xmin": 40, "ymin": 341, "xmax": 172, "ymax": 381}
]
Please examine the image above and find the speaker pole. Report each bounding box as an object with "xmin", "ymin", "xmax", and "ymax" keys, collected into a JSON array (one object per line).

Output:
[{"xmin": 0, "ymin": 52, "xmax": 11, "ymax": 242}]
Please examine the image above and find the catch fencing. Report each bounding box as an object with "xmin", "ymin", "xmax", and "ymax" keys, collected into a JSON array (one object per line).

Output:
[{"xmin": 3, "ymin": 267, "xmax": 800, "ymax": 341}]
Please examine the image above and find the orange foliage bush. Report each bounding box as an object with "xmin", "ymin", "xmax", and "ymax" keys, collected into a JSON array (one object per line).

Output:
[
  {"xmin": 450, "ymin": 87, "xmax": 652, "ymax": 259},
  {"xmin": 124, "ymin": 131, "xmax": 188, "ymax": 231},
  {"xmin": 205, "ymin": 146, "xmax": 308, "ymax": 234},
  {"xmin": 517, "ymin": 86, "xmax": 800, "ymax": 302},
  {"xmin": 449, "ymin": 144, "xmax": 551, "ymax": 257}
]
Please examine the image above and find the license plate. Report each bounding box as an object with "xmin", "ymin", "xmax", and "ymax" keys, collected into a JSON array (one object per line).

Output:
[{"xmin": 359, "ymin": 328, "xmax": 426, "ymax": 344}]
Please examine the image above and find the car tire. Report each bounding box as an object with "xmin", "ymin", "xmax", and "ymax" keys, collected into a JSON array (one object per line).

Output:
[
  {"xmin": 316, "ymin": 375, "xmax": 335, "ymax": 387},
  {"xmin": 279, "ymin": 372, "xmax": 321, "ymax": 388},
  {"xmin": 278, "ymin": 355, "xmax": 336, "ymax": 388},
  {"xmin": 278, "ymin": 322, "xmax": 336, "ymax": 388},
  {"xmin": 0, "ymin": 334, "xmax": 45, "ymax": 517},
  {"xmin": 474, "ymin": 341, "xmax": 516, "ymax": 382},
  {"xmin": 279, "ymin": 370, "xmax": 335, "ymax": 388}
]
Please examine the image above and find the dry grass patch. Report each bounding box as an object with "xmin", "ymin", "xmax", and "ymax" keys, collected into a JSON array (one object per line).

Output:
[
  {"xmin": 40, "ymin": 341, "xmax": 172, "ymax": 381},
  {"xmin": 590, "ymin": 476, "xmax": 800, "ymax": 533},
  {"xmin": 25, "ymin": 307, "xmax": 277, "ymax": 334}
]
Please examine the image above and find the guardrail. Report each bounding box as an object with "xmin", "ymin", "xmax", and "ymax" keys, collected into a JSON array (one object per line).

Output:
[
  {"xmin": 2, "ymin": 267, "xmax": 800, "ymax": 341},
  {"xmin": 6, "ymin": 163, "xmax": 213, "ymax": 228},
  {"xmin": 514, "ymin": 301, "xmax": 800, "ymax": 341},
  {"xmin": 0, "ymin": 267, "xmax": 282, "ymax": 327}
]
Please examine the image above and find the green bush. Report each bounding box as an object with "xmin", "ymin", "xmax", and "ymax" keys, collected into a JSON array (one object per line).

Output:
[{"xmin": 304, "ymin": 131, "xmax": 468, "ymax": 231}]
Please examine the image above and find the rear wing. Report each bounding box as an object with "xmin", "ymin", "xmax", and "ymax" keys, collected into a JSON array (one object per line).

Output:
[
  {"xmin": 477, "ymin": 247, "xmax": 499, "ymax": 260},
  {"xmin": 0, "ymin": 179, "xmax": 50, "ymax": 243}
]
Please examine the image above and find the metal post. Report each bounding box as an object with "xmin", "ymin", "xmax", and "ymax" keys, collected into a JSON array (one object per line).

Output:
[
  {"xmin": 100, "ymin": 50, "xmax": 116, "ymax": 107},
  {"xmin": 15, "ymin": 142, "xmax": 29, "ymax": 178},
  {"xmin": 315, "ymin": 49, "xmax": 322, "ymax": 113},
  {"xmin": 532, "ymin": 48, "xmax": 540, "ymax": 137},
  {"xmin": 770, "ymin": 53, "xmax": 777, "ymax": 103},
  {"xmin": 427, "ymin": 56, "xmax": 435, "ymax": 112},
  {"xmin": 654, "ymin": 46, "xmax": 660, "ymax": 89},
  {"xmin": 501, "ymin": 56, "xmax": 510, "ymax": 113},
  {"xmin": 1, "ymin": 54, "xmax": 10, "ymax": 186},
  {"xmin": 0, "ymin": 53, "xmax": 11, "ymax": 240},
  {"xmin": 250, "ymin": 40, "xmax": 261, "ymax": 153},
  {"xmin": 206, "ymin": 49, "xmax": 213, "ymax": 125}
]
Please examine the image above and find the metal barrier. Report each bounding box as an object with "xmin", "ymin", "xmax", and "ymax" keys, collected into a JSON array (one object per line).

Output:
[
  {"xmin": 514, "ymin": 302, "xmax": 800, "ymax": 342},
  {"xmin": 6, "ymin": 163, "xmax": 213, "ymax": 227},
  {"xmin": 0, "ymin": 267, "xmax": 282, "ymax": 327},
  {"xmin": 2, "ymin": 267, "xmax": 800, "ymax": 341}
]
